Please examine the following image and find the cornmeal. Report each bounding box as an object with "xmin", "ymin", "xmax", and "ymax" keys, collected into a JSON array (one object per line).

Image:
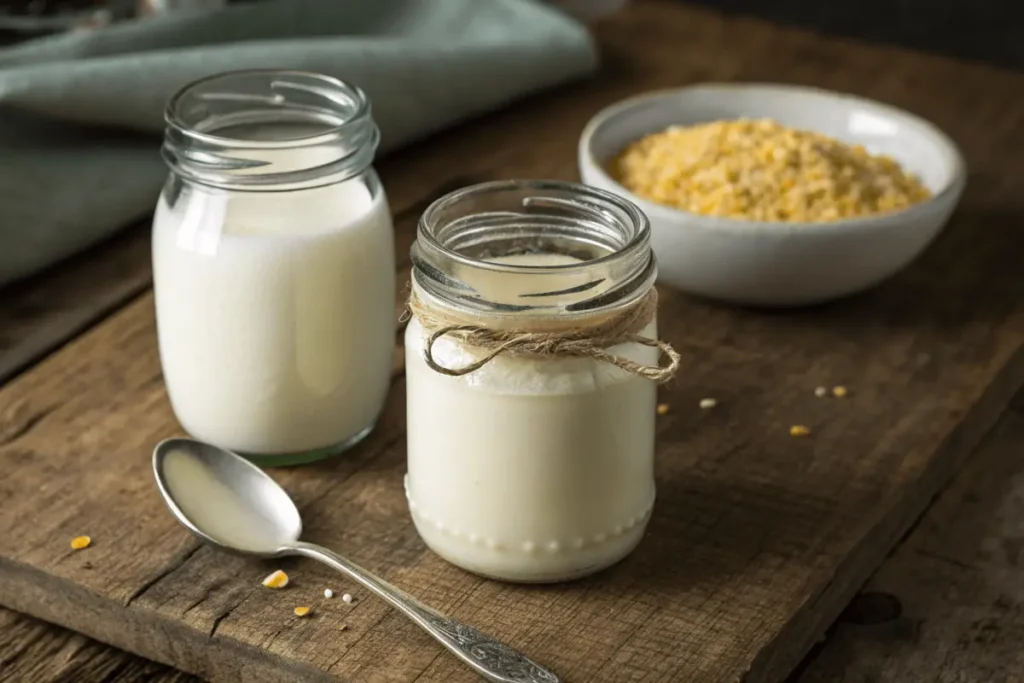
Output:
[{"xmin": 609, "ymin": 118, "xmax": 931, "ymax": 221}]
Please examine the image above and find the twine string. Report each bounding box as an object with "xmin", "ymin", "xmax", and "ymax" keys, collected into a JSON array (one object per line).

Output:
[{"xmin": 408, "ymin": 288, "xmax": 680, "ymax": 383}]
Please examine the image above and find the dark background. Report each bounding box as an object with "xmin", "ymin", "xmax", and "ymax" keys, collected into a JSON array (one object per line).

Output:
[
  {"xmin": 0, "ymin": 1, "xmax": 1020, "ymax": 70},
  {"xmin": 690, "ymin": 0, "xmax": 1021, "ymax": 70}
]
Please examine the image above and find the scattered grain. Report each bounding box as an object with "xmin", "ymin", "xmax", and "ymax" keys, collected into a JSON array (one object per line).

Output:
[
  {"xmin": 789, "ymin": 425, "xmax": 811, "ymax": 437},
  {"xmin": 293, "ymin": 606, "xmax": 311, "ymax": 617},
  {"xmin": 70, "ymin": 536, "xmax": 91, "ymax": 550},
  {"xmin": 832, "ymin": 385, "xmax": 848, "ymax": 398},
  {"xmin": 324, "ymin": 588, "xmax": 334, "ymax": 599},
  {"xmin": 698, "ymin": 398, "xmax": 717, "ymax": 410},
  {"xmin": 814, "ymin": 386, "xmax": 827, "ymax": 398},
  {"xmin": 656, "ymin": 403, "xmax": 670, "ymax": 415},
  {"xmin": 261, "ymin": 570, "xmax": 289, "ymax": 589},
  {"xmin": 342, "ymin": 593, "xmax": 354, "ymax": 604}
]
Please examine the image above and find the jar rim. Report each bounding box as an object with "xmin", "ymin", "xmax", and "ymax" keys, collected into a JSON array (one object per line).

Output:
[
  {"xmin": 165, "ymin": 69, "xmax": 370, "ymax": 146},
  {"xmin": 412, "ymin": 179, "xmax": 656, "ymax": 318},
  {"xmin": 162, "ymin": 69, "xmax": 379, "ymax": 190},
  {"xmin": 419, "ymin": 179, "xmax": 651, "ymax": 271}
]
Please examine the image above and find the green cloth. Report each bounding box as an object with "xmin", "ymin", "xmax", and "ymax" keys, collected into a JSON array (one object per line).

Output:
[{"xmin": 0, "ymin": 0, "xmax": 597, "ymax": 286}]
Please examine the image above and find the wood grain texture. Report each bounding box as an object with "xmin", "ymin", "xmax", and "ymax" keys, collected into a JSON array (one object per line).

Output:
[
  {"xmin": 2, "ymin": 2, "xmax": 1024, "ymax": 682},
  {"xmin": 6, "ymin": 396, "xmax": 1024, "ymax": 683},
  {"xmin": 0, "ymin": 608, "xmax": 197, "ymax": 683},
  {"xmin": 794, "ymin": 391, "xmax": 1024, "ymax": 683},
  {"xmin": 0, "ymin": 224, "xmax": 151, "ymax": 386}
]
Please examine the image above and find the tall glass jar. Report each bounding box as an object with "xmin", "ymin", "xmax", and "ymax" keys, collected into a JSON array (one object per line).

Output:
[
  {"xmin": 153, "ymin": 70, "xmax": 395, "ymax": 466},
  {"xmin": 405, "ymin": 180, "xmax": 673, "ymax": 583}
]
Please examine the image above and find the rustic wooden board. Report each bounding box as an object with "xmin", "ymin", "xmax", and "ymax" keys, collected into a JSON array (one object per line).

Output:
[
  {"xmin": 7, "ymin": 392, "xmax": 1024, "ymax": 683},
  {"xmin": 793, "ymin": 390, "xmax": 1024, "ymax": 683},
  {"xmin": 0, "ymin": 607, "xmax": 198, "ymax": 683},
  {"xmin": 6, "ymin": 392, "xmax": 1024, "ymax": 683},
  {"xmin": 2, "ymin": 2, "xmax": 1024, "ymax": 682}
]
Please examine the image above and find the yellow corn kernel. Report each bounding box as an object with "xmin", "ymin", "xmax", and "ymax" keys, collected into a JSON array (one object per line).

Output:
[
  {"xmin": 832, "ymin": 385, "xmax": 848, "ymax": 398},
  {"xmin": 70, "ymin": 536, "xmax": 91, "ymax": 550},
  {"xmin": 261, "ymin": 570, "xmax": 289, "ymax": 589},
  {"xmin": 293, "ymin": 606, "xmax": 311, "ymax": 617},
  {"xmin": 656, "ymin": 403, "xmax": 670, "ymax": 415},
  {"xmin": 789, "ymin": 425, "xmax": 811, "ymax": 437}
]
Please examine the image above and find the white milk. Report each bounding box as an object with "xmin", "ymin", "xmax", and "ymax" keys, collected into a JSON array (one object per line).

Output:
[
  {"xmin": 405, "ymin": 253, "xmax": 658, "ymax": 582},
  {"xmin": 161, "ymin": 448, "xmax": 282, "ymax": 553},
  {"xmin": 153, "ymin": 178, "xmax": 395, "ymax": 456}
]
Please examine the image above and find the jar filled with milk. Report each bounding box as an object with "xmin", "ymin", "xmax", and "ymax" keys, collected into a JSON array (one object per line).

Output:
[
  {"xmin": 405, "ymin": 180, "xmax": 678, "ymax": 582},
  {"xmin": 153, "ymin": 71, "xmax": 395, "ymax": 466}
]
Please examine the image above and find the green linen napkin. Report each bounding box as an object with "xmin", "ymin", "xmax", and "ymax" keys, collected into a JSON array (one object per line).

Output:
[{"xmin": 0, "ymin": 0, "xmax": 597, "ymax": 286}]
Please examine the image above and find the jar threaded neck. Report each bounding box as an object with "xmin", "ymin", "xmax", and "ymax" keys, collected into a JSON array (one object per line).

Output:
[{"xmin": 162, "ymin": 70, "xmax": 379, "ymax": 191}]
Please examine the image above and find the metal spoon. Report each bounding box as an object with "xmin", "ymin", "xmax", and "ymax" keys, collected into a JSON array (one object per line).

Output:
[{"xmin": 152, "ymin": 437, "xmax": 560, "ymax": 683}]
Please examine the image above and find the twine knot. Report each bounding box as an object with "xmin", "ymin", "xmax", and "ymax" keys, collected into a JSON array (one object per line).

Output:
[{"xmin": 407, "ymin": 288, "xmax": 680, "ymax": 383}]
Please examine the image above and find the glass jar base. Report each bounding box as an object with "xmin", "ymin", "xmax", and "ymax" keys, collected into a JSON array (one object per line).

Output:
[
  {"xmin": 228, "ymin": 421, "xmax": 377, "ymax": 468},
  {"xmin": 410, "ymin": 511, "xmax": 648, "ymax": 583}
]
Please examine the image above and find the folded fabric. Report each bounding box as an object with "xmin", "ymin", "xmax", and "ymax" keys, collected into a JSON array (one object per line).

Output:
[{"xmin": 0, "ymin": 0, "xmax": 597, "ymax": 286}]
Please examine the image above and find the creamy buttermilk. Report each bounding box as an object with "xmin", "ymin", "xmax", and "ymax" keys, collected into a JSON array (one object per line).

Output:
[
  {"xmin": 404, "ymin": 253, "xmax": 658, "ymax": 582},
  {"xmin": 153, "ymin": 177, "xmax": 395, "ymax": 457}
]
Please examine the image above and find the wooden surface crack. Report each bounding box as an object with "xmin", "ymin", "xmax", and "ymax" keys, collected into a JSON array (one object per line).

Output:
[
  {"xmin": 0, "ymin": 403, "xmax": 57, "ymax": 446},
  {"xmin": 913, "ymin": 547, "xmax": 980, "ymax": 571},
  {"xmin": 207, "ymin": 588, "xmax": 256, "ymax": 639},
  {"xmin": 123, "ymin": 542, "xmax": 202, "ymax": 609},
  {"xmin": 180, "ymin": 578, "xmax": 231, "ymax": 619},
  {"xmin": 408, "ymin": 651, "xmax": 445, "ymax": 683}
]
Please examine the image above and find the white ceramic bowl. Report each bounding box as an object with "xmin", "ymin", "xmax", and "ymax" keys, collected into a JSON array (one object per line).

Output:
[{"xmin": 578, "ymin": 83, "xmax": 966, "ymax": 306}]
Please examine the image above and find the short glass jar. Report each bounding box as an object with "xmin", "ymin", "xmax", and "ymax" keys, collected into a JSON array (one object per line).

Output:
[
  {"xmin": 405, "ymin": 180, "xmax": 673, "ymax": 582},
  {"xmin": 153, "ymin": 70, "xmax": 395, "ymax": 466}
]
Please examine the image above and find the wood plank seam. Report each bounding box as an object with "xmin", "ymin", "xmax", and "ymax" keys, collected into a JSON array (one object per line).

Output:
[
  {"xmin": 791, "ymin": 386, "xmax": 1024, "ymax": 682},
  {"xmin": 749, "ymin": 345, "xmax": 1024, "ymax": 682}
]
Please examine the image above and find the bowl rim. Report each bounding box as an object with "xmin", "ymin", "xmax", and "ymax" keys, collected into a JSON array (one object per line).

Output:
[{"xmin": 578, "ymin": 82, "xmax": 968, "ymax": 233}]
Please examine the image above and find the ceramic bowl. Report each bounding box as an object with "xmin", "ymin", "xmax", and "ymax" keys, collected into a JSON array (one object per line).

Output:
[{"xmin": 578, "ymin": 83, "xmax": 966, "ymax": 306}]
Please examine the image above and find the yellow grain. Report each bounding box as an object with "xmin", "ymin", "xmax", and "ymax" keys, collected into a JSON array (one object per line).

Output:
[
  {"xmin": 70, "ymin": 536, "xmax": 91, "ymax": 550},
  {"xmin": 656, "ymin": 403, "xmax": 670, "ymax": 415},
  {"xmin": 261, "ymin": 570, "xmax": 289, "ymax": 589},
  {"xmin": 609, "ymin": 119, "xmax": 931, "ymax": 222},
  {"xmin": 832, "ymin": 385, "xmax": 848, "ymax": 398},
  {"xmin": 789, "ymin": 425, "xmax": 811, "ymax": 437},
  {"xmin": 293, "ymin": 606, "xmax": 311, "ymax": 617}
]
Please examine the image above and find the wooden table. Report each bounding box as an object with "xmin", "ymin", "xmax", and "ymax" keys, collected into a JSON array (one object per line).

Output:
[
  {"xmin": 2, "ymin": 2, "xmax": 1023, "ymax": 682},
  {"xmin": 6, "ymin": 391, "xmax": 1023, "ymax": 683}
]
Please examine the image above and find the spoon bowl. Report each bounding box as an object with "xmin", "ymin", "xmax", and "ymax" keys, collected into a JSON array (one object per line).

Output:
[
  {"xmin": 153, "ymin": 437, "xmax": 301, "ymax": 556},
  {"xmin": 151, "ymin": 437, "xmax": 561, "ymax": 683}
]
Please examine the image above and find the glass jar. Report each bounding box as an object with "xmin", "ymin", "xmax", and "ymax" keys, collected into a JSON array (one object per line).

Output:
[
  {"xmin": 405, "ymin": 180, "xmax": 670, "ymax": 582},
  {"xmin": 153, "ymin": 70, "xmax": 395, "ymax": 466}
]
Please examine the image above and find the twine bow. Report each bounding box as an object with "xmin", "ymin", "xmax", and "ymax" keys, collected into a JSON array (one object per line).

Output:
[{"xmin": 406, "ymin": 288, "xmax": 680, "ymax": 383}]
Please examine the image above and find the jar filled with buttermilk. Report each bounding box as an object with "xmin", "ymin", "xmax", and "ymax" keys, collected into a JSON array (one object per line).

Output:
[
  {"xmin": 405, "ymin": 180, "xmax": 678, "ymax": 582},
  {"xmin": 153, "ymin": 70, "xmax": 395, "ymax": 466}
]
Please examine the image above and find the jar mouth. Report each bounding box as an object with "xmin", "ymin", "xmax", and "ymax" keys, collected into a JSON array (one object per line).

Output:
[
  {"xmin": 163, "ymin": 69, "xmax": 379, "ymax": 190},
  {"xmin": 412, "ymin": 180, "xmax": 656, "ymax": 317}
]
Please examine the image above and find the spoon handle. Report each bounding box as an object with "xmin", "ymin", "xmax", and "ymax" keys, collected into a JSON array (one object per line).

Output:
[{"xmin": 293, "ymin": 542, "xmax": 560, "ymax": 683}]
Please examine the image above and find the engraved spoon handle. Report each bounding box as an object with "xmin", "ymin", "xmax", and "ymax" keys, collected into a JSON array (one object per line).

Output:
[{"xmin": 292, "ymin": 542, "xmax": 560, "ymax": 683}]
